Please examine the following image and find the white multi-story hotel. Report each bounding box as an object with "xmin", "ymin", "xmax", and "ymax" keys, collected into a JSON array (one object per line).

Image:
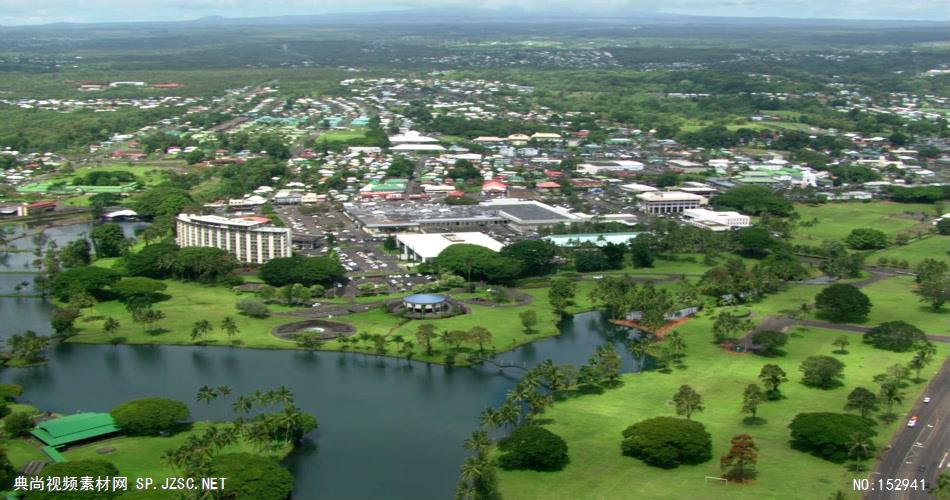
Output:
[
  {"xmin": 176, "ymin": 214, "xmax": 292, "ymax": 264},
  {"xmin": 637, "ymin": 191, "xmax": 707, "ymax": 214}
]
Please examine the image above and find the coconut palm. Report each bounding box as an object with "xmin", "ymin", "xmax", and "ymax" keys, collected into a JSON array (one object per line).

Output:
[
  {"xmin": 196, "ymin": 385, "xmax": 217, "ymax": 405},
  {"xmin": 220, "ymin": 316, "xmax": 239, "ymax": 340}
]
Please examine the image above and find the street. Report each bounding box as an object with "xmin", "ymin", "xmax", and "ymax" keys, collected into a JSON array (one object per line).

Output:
[{"xmin": 866, "ymin": 357, "xmax": 950, "ymax": 499}]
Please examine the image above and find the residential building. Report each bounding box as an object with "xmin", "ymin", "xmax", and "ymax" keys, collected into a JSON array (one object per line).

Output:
[{"xmin": 176, "ymin": 214, "xmax": 292, "ymax": 264}]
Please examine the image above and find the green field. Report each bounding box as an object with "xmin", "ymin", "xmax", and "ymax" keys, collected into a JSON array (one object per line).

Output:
[
  {"xmin": 315, "ymin": 128, "xmax": 367, "ymax": 143},
  {"xmin": 792, "ymin": 202, "xmax": 934, "ymax": 247},
  {"xmin": 69, "ymin": 280, "xmax": 294, "ymax": 349},
  {"xmin": 871, "ymin": 235, "xmax": 950, "ymax": 267},
  {"xmin": 498, "ymin": 317, "xmax": 945, "ymax": 500},
  {"xmin": 849, "ymin": 276, "xmax": 949, "ymax": 334}
]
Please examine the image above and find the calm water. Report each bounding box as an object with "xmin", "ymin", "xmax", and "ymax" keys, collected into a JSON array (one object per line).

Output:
[
  {"xmin": 0, "ymin": 313, "xmax": 635, "ymax": 499},
  {"xmin": 0, "ymin": 223, "xmax": 639, "ymax": 498}
]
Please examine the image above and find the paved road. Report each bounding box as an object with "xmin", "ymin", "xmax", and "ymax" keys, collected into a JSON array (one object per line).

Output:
[{"xmin": 866, "ymin": 357, "xmax": 950, "ymax": 499}]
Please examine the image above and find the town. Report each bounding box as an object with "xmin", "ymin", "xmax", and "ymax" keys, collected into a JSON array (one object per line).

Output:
[{"xmin": 0, "ymin": 9, "xmax": 948, "ymax": 500}]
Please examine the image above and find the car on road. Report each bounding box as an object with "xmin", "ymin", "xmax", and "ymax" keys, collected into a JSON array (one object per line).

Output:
[
  {"xmin": 907, "ymin": 416, "xmax": 918, "ymax": 428},
  {"xmin": 923, "ymin": 396, "xmax": 931, "ymax": 403}
]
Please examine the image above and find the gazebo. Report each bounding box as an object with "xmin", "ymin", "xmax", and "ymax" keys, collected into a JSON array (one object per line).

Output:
[{"xmin": 403, "ymin": 294, "xmax": 449, "ymax": 315}]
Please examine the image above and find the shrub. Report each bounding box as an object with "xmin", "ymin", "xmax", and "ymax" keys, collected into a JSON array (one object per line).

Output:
[
  {"xmin": 788, "ymin": 412, "xmax": 876, "ymax": 463},
  {"xmin": 27, "ymin": 460, "xmax": 120, "ymax": 499},
  {"xmin": 814, "ymin": 284, "xmax": 871, "ymax": 322},
  {"xmin": 3, "ymin": 412, "xmax": 33, "ymax": 438},
  {"xmin": 236, "ymin": 299, "xmax": 270, "ymax": 318},
  {"xmin": 863, "ymin": 321, "xmax": 927, "ymax": 352},
  {"xmin": 110, "ymin": 397, "xmax": 189, "ymax": 435},
  {"xmin": 498, "ymin": 426, "xmax": 569, "ymax": 471},
  {"xmin": 209, "ymin": 453, "xmax": 294, "ymax": 500},
  {"xmin": 621, "ymin": 417, "xmax": 712, "ymax": 468}
]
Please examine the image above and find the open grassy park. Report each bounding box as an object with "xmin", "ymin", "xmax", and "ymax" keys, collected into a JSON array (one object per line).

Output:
[
  {"xmin": 791, "ymin": 202, "xmax": 935, "ymax": 247},
  {"xmin": 871, "ymin": 235, "xmax": 950, "ymax": 267},
  {"xmin": 853, "ymin": 275, "xmax": 949, "ymax": 334},
  {"xmin": 497, "ymin": 308, "xmax": 947, "ymax": 500}
]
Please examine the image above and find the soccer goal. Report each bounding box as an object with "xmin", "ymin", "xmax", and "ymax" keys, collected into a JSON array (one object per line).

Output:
[{"xmin": 704, "ymin": 476, "xmax": 728, "ymax": 486}]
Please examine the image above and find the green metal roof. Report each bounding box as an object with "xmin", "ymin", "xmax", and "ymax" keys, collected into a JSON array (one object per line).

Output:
[
  {"xmin": 31, "ymin": 413, "xmax": 119, "ymax": 447},
  {"xmin": 42, "ymin": 446, "xmax": 67, "ymax": 463}
]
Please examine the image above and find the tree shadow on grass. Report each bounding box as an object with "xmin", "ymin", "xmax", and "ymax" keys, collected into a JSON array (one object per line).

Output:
[
  {"xmin": 146, "ymin": 328, "xmax": 170, "ymax": 336},
  {"xmin": 742, "ymin": 416, "xmax": 767, "ymax": 426}
]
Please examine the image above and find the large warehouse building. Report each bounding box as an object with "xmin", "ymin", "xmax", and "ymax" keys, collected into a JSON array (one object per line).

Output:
[
  {"xmin": 176, "ymin": 214, "xmax": 292, "ymax": 264},
  {"xmin": 395, "ymin": 232, "xmax": 504, "ymax": 262}
]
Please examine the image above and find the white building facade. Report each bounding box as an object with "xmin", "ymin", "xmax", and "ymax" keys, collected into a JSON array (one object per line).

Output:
[
  {"xmin": 682, "ymin": 209, "xmax": 751, "ymax": 231},
  {"xmin": 176, "ymin": 214, "xmax": 292, "ymax": 264},
  {"xmin": 637, "ymin": 191, "xmax": 707, "ymax": 214}
]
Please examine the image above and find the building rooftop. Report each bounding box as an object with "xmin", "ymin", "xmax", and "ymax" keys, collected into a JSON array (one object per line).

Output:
[
  {"xmin": 31, "ymin": 413, "xmax": 119, "ymax": 447},
  {"xmin": 396, "ymin": 232, "xmax": 505, "ymax": 260},
  {"xmin": 404, "ymin": 293, "xmax": 448, "ymax": 305}
]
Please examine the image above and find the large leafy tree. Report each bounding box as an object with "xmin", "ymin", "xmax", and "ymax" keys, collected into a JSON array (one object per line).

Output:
[
  {"xmin": 50, "ymin": 266, "xmax": 120, "ymax": 301},
  {"xmin": 110, "ymin": 397, "xmax": 190, "ymax": 435},
  {"xmin": 548, "ymin": 277, "xmax": 576, "ymax": 316},
  {"xmin": 844, "ymin": 228, "xmax": 888, "ymax": 250},
  {"xmin": 621, "ymin": 417, "xmax": 712, "ymax": 468},
  {"xmin": 209, "ymin": 453, "xmax": 294, "ymax": 500},
  {"xmin": 90, "ymin": 223, "xmax": 129, "ymax": 258},
  {"xmin": 863, "ymin": 321, "xmax": 926, "ymax": 352},
  {"xmin": 800, "ymin": 355, "xmax": 846, "ymax": 389},
  {"xmin": 259, "ymin": 255, "xmax": 346, "ymax": 287},
  {"xmin": 500, "ymin": 240, "xmax": 558, "ymax": 277},
  {"xmin": 497, "ymin": 426, "xmax": 569, "ymax": 471},
  {"xmin": 788, "ymin": 412, "xmax": 876, "ymax": 463},
  {"xmin": 436, "ymin": 244, "xmax": 522, "ymax": 284},
  {"xmin": 814, "ymin": 284, "xmax": 871, "ymax": 322}
]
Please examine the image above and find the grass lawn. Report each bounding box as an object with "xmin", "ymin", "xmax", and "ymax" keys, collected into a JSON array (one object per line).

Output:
[
  {"xmin": 791, "ymin": 202, "xmax": 934, "ymax": 247},
  {"xmin": 498, "ymin": 317, "xmax": 946, "ymax": 500},
  {"xmin": 62, "ymin": 421, "xmax": 290, "ymax": 499},
  {"xmin": 69, "ymin": 281, "xmax": 294, "ymax": 349},
  {"xmin": 870, "ymin": 235, "xmax": 950, "ymax": 268},
  {"xmin": 316, "ymin": 129, "xmax": 366, "ymax": 143},
  {"xmin": 64, "ymin": 162, "xmax": 187, "ymax": 188},
  {"xmin": 838, "ymin": 276, "xmax": 949, "ymax": 335}
]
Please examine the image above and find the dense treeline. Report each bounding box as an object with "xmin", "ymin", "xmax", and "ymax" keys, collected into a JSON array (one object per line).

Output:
[{"xmin": 0, "ymin": 106, "xmax": 181, "ymax": 153}]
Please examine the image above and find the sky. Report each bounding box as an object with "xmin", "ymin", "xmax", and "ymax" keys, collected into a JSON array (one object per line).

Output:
[{"xmin": 0, "ymin": 0, "xmax": 947, "ymax": 25}]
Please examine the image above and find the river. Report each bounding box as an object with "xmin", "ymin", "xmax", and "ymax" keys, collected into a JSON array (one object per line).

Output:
[{"xmin": 0, "ymin": 223, "xmax": 639, "ymax": 499}]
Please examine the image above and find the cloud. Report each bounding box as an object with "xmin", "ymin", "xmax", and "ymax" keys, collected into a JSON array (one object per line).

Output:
[{"xmin": 0, "ymin": 0, "xmax": 946, "ymax": 25}]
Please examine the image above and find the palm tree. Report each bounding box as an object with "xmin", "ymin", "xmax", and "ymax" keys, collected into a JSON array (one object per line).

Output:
[
  {"xmin": 103, "ymin": 317, "xmax": 120, "ymax": 337},
  {"xmin": 463, "ymin": 430, "xmax": 491, "ymax": 455},
  {"xmin": 667, "ymin": 331, "xmax": 686, "ymax": 361},
  {"xmin": 232, "ymin": 395, "xmax": 253, "ymax": 415},
  {"xmin": 479, "ymin": 407, "xmax": 500, "ymax": 430},
  {"xmin": 196, "ymin": 386, "xmax": 217, "ymax": 406},
  {"xmin": 220, "ymin": 317, "xmax": 239, "ymax": 341},
  {"xmin": 190, "ymin": 319, "xmax": 213, "ymax": 343},
  {"xmin": 848, "ymin": 432, "xmax": 875, "ymax": 472},
  {"xmin": 459, "ymin": 455, "xmax": 487, "ymax": 490},
  {"xmin": 272, "ymin": 386, "xmax": 294, "ymax": 406},
  {"xmin": 216, "ymin": 385, "xmax": 232, "ymax": 399}
]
